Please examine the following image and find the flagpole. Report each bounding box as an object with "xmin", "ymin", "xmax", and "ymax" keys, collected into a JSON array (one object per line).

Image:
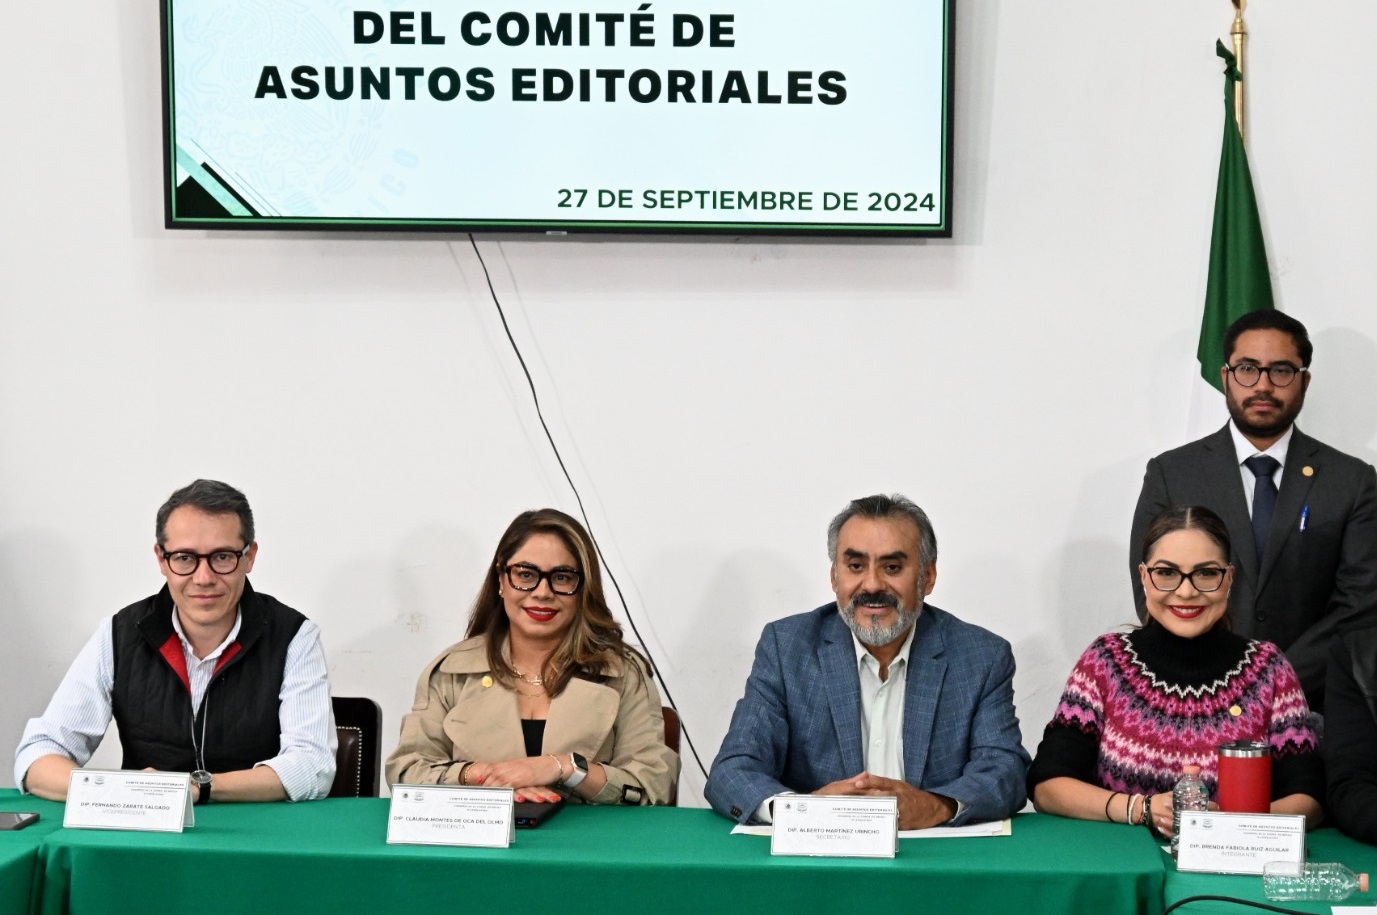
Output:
[{"xmin": 1231, "ymin": 0, "xmax": 1248, "ymax": 145}]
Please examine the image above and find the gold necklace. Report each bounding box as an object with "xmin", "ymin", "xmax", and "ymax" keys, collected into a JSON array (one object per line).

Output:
[{"xmin": 513, "ymin": 667, "xmax": 545, "ymax": 686}]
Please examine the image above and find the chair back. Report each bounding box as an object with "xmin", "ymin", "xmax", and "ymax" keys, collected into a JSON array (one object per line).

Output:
[
  {"xmin": 662, "ymin": 706, "xmax": 681, "ymax": 754},
  {"xmin": 330, "ymin": 696, "xmax": 383, "ymax": 798},
  {"xmin": 662, "ymin": 705, "xmax": 681, "ymax": 806}
]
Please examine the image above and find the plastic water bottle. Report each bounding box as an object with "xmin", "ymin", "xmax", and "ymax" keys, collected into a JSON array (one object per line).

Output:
[
  {"xmin": 1170, "ymin": 764, "xmax": 1209, "ymax": 860},
  {"xmin": 1262, "ymin": 862, "xmax": 1369, "ymax": 902}
]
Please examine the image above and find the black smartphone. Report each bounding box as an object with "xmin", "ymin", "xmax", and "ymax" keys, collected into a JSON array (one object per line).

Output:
[{"xmin": 0, "ymin": 812, "xmax": 40, "ymax": 830}]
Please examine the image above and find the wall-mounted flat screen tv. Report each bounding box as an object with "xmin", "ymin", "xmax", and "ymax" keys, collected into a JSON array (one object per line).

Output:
[{"xmin": 161, "ymin": 1, "xmax": 955, "ymax": 236}]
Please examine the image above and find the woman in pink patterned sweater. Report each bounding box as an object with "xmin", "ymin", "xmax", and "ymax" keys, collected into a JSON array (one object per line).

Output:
[{"xmin": 1028, "ymin": 505, "xmax": 1324, "ymax": 835}]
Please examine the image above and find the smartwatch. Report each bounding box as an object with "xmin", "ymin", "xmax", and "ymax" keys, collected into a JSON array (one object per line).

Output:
[
  {"xmin": 192, "ymin": 770, "xmax": 213, "ymax": 805},
  {"xmin": 563, "ymin": 753, "xmax": 588, "ymax": 789}
]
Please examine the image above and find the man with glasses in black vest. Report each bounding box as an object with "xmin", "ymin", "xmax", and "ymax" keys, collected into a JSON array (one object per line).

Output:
[
  {"xmin": 15, "ymin": 479, "xmax": 336, "ymax": 802},
  {"xmin": 1130, "ymin": 311, "xmax": 1377, "ymax": 713}
]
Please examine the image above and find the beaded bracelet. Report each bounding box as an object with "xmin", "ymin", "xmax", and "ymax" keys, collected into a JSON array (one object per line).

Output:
[
  {"xmin": 1104, "ymin": 792, "xmax": 1120, "ymax": 822},
  {"xmin": 456, "ymin": 761, "xmax": 474, "ymax": 786},
  {"xmin": 1141, "ymin": 794, "xmax": 1153, "ymax": 827}
]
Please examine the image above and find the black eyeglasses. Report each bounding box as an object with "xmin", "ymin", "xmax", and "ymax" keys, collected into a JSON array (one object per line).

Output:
[
  {"xmin": 1144, "ymin": 565, "xmax": 1228, "ymax": 593},
  {"xmin": 160, "ymin": 545, "xmax": 252, "ymax": 576},
  {"xmin": 503, "ymin": 563, "xmax": 582, "ymax": 595},
  {"xmin": 1224, "ymin": 362, "xmax": 1306, "ymax": 388}
]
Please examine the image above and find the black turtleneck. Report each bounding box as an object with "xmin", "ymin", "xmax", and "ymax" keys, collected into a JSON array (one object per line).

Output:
[{"xmin": 1126, "ymin": 621, "xmax": 1249, "ymax": 687}]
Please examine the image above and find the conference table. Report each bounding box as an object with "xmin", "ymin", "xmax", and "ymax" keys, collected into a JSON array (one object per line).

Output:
[
  {"xmin": 1165, "ymin": 827, "xmax": 1377, "ymax": 914},
  {"xmin": 3, "ymin": 787, "xmax": 1371, "ymax": 915},
  {"xmin": 1, "ymin": 839, "xmax": 38, "ymax": 912},
  {"xmin": 0, "ymin": 795, "xmax": 62, "ymax": 915},
  {"xmin": 2, "ymin": 790, "xmax": 1165, "ymax": 915}
]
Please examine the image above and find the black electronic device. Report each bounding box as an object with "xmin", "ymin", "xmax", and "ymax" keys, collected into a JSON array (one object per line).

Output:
[
  {"xmin": 0, "ymin": 812, "xmax": 39, "ymax": 831},
  {"xmin": 159, "ymin": 0, "xmax": 956, "ymax": 236},
  {"xmin": 514, "ymin": 799, "xmax": 564, "ymax": 829}
]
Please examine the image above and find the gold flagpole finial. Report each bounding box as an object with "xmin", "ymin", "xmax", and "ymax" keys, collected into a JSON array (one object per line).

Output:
[{"xmin": 1231, "ymin": 0, "xmax": 1249, "ymax": 145}]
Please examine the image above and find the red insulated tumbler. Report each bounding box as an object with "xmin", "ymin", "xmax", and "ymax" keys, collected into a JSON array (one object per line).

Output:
[{"xmin": 1217, "ymin": 740, "xmax": 1271, "ymax": 813}]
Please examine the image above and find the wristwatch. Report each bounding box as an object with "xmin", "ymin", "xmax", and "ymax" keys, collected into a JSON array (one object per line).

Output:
[
  {"xmin": 191, "ymin": 770, "xmax": 213, "ymax": 805},
  {"xmin": 562, "ymin": 753, "xmax": 588, "ymax": 789}
]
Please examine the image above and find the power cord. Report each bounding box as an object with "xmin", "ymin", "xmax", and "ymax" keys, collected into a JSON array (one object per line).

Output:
[
  {"xmin": 1162, "ymin": 895, "xmax": 1315, "ymax": 915},
  {"xmin": 457, "ymin": 235, "xmax": 710, "ymax": 783}
]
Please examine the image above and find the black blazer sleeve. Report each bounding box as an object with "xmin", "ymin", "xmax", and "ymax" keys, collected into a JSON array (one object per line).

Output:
[
  {"xmin": 1130, "ymin": 457, "xmax": 1171, "ymax": 619},
  {"xmin": 1325, "ymin": 628, "xmax": 1377, "ymax": 844}
]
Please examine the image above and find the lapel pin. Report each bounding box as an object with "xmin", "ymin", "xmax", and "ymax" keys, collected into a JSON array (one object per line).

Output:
[
  {"xmin": 1302, "ymin": 466, "xmax": 1314, "ymax": 477},
  {"xmin": 481, "ymin": 675, "xmax": 493, "ymax": 688}
]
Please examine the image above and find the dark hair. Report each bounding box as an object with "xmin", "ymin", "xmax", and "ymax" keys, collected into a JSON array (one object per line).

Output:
[
  {"xmin": 1222, "ymin": 310, "xmax": 1313, "ymax": 368},
  {"xmin": 465, "ymin": 508, "xmax": 647, "ymax": 695},
  {"xmin": 826, "ymin": 493, "xmax": 938, "ymax": 569},
  {"xmin": 1140, "ymin": 505, "xmax": 1231, "ymax": 563},
  {"xmin": 156, "ymin": 479, "xmax": 255, "ymax": 546}
]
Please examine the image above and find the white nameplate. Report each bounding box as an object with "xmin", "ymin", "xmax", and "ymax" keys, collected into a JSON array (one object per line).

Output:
[
  {"xmin": 64, "ymin": 769, "xmax": 194, "ymax": 832},
  {"xmin": 387, "ymin": 784, "xmax": 515, "ymax": 848},
  {"xmin": 770, "ymin": 794, "xmax": 898, "ymax": 858},
  {"xmin": 1176, "ymin": 811, "xmax": 1306, "ymax": 875}
]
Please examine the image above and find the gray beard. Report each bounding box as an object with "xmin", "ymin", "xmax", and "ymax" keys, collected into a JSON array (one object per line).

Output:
[{"xmin": 840, "ymin": 597, "xmax": 920, "ymax": 647}]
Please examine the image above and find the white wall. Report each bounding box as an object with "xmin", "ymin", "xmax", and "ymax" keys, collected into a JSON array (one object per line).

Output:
[{"xmin": 5, "ymin": 2, "xmax": 1377, "ymax": 808}]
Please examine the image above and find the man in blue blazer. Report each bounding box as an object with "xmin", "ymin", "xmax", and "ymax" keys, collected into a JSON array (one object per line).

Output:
[
  {"xmin": 1130, "ymin": 311, "xmax": 1377, "ymax": 713},
  {"xmin": 705, "ymin": 494, "xmax": 1031, "ymax": 829}
]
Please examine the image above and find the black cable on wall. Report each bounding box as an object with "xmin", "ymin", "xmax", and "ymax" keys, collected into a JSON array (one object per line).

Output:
[{"xmin": 460, "ymin": 235, "xmax": 710, "ymax": 782}]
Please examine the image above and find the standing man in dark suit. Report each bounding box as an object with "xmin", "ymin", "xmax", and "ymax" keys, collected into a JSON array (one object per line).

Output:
[
  {"xmin": 705, "ymin": 494, "xmax": 1030, "ymax": 829},
  {"xmin": 1130, "ymin": 311, "xmax": 1377, "ymax": 712}
]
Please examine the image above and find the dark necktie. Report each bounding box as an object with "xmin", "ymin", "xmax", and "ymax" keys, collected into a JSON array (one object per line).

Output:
[{"xmin": 1244, "ymin": 454, "xmax": 1281, "ymax": 561}]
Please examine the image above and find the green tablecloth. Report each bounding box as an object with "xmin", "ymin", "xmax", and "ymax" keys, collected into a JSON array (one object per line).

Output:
[
  {"xmin": 0, "ymin": 791, "xmax": 63, "ymax": 915},
  {"xmin": 19, "ymin": 800, "xmax": 1165, "ymax": 915},
  {"xmin": 0, "ymin": 832, "xmax": 40, "ymax": 915},
  {"xmin": 1164, "ymin": 827, "xmax": 1377, "ymax": 913}
]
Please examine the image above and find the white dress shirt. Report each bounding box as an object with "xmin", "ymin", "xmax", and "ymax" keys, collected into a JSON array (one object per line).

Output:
[
  {"xmin": 853, "ymin": 623, "xmax": 916, "ymax": 780},
  {"xmin": 14, "ymin": 605, "xmax": 337, "ymax": 801}
]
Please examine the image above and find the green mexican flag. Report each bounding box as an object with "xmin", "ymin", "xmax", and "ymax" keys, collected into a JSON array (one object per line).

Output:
[{"xmin": 1198, "ymin": 40, "xmax": 1274, "ymax": 392}]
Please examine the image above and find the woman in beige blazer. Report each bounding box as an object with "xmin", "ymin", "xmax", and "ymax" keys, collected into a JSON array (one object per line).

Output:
[{"xmin": 385, "ymin": 508, "xmax": 679, "ymax": 805}]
